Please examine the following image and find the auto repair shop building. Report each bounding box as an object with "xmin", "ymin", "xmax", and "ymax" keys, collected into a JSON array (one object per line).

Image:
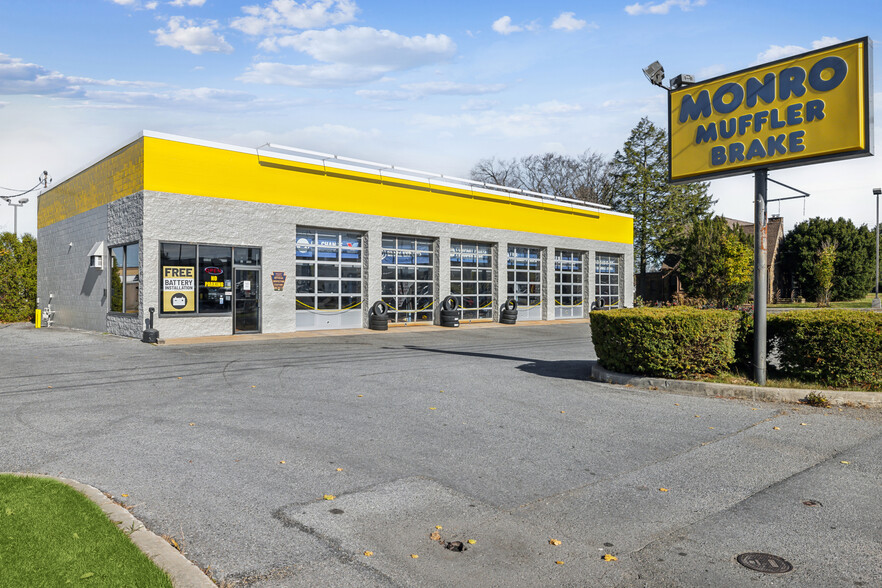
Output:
[{"xmin": 37, "ymin": 131, "xmax": 633, "ymax": 339}]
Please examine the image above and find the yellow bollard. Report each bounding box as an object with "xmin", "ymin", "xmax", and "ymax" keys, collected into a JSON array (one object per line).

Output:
[{"xmin": 35, "ymin": 309, "xmax": 41, "ymax": 329}]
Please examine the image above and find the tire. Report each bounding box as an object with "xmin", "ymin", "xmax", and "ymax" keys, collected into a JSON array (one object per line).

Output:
[
  {"xmin": 502, "ymin": 299, "xmax": 517, "ymax": 312},
  {"xmin": 369, "ymin": 321, "xmax": 389, "ymax": 331},
  {"xmin": 371, "ymin": 301, "xmax": 388, "ymax": 317},
  {"xmin": 440, "ymin": 318, "xmax": 459, "ymax": 328},
  {"xmin": 442, "ymin": 296, "xmax": 458, "ymax": 312},
  {"xmin": 440, "ymin": 309, "xmax": 459, "ymax": 320},
  {"xmin": 499, "ymin": 317, "xmax": 516, "ymax": 325},
  {"xmin": 500, "ymin": 310, "xmax": 518, "ymax": 321}
]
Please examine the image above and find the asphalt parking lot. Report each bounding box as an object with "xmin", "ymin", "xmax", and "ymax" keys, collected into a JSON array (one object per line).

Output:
[{"xmin": 1, "ymin": 321, "xmax": 880, "ymax": 587}]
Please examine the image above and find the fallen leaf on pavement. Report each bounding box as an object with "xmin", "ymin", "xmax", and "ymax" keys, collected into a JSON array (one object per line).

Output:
[
  {"xmin": 659, "ymin": 488, "xmax": 669, "ymax": 492},
  {"xmin": 429, "ymin": 407, "xmax": 437, "ymax": 410},
  {"xmin": 841, "ymin": 461, "xmax": 850, "ymax": 464},
  {"xmin": 430, "ymin": 531, "xmax": 441, "ymax": 541},
  {"xmin": 410, "ymin": 554, "xmax": 419, "ymax": 559},
  {"xmin": 603, "ymin": 554, "xmax": 618, "ymax": 561},
  {"xmin": 364, "ymin": 551, "xmax": 373, "ymax": 557},
  {"xmin": 357, "ymin": 395, "xmax": 363, "ymax": 397},
  {"xmin": 773, "ymin": 427, "xmax": 780, "ymax": 430},
  {"xmin": 336, "ymin": 468, "xmax": 343, "ymax": 471},
  {"xmin": 555, "ymin": 560, "xmax": 565, "ymax": 565},
  {"xmin": 323, "ymin": 494, "xmax": 336, "ymax": 501},
  {"xmin": 800, "ymin": 423, "xmax": 808, "ymax": 426},
  {"xmin": 435, "ymin": 525, "xmax": 443, "ymax": 530},
  {"xmin": 121, "ymin": 494, "xmax": 128, "ymax": 497},
  {"xmin": 280, "ymin": 461, "xmax": 286, "ymax": 464},
  {"xmin": 549, "ymin": 539, "xmax": 562, "ymax": 546},
  {"xmin": 468, "ymin": 539, "xmax": 476, "ymax": 544},
  {"xmin": 189, "ymin": 423, "xmax": 195, "ymax": 426}
]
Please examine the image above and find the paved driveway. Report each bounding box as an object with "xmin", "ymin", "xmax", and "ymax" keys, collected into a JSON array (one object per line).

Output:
[{"xmin": 1, "ymin": 322, "xmax": 879, "ymax": 587}]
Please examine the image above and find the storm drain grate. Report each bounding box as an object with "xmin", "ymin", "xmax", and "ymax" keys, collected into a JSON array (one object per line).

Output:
[{"xmin": 736, "ymin": 552, "xmax": 793, "ymax": 574}]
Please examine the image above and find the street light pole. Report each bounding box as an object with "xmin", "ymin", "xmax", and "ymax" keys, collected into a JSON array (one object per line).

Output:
[
  {"xmin": 4, "ymin": 198, "xmax": 29, "ymax": 238},
  {"xmin": 873, "ymin": 188, "xmax": 881, "ymax": 309}
]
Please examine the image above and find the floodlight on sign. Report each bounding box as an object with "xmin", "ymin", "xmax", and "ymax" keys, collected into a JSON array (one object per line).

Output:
[{"xmin": 642, "ymin": 61, "xmax": 665, "ymax": 87}]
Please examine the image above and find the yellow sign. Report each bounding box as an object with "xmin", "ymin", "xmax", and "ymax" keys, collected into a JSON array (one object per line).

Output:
[
  {"xmin": 669, "ymin": 37, "xmax": 872, "ymax": 183},
  {"xmin": 162, "ymin": 266, "xmax": 195, "ymax": 312}
]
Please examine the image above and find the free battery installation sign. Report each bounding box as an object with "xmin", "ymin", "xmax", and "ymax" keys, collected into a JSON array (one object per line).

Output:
[
  {"xmin": 669, "ymin": 37, "xmax": 872, "ymax": 183},
  {"xmin": 162, "ymin": 266, "xmax": 195, "ymax": 312}
]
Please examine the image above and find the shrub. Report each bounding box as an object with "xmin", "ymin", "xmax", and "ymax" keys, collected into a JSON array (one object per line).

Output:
[
  {"xmin": 590, "ymin": 307, "xmax": 739, "ymax": 377},
  {"xmin": 768, "ymin": 310, "xmax": 882, "ymax": 390}
]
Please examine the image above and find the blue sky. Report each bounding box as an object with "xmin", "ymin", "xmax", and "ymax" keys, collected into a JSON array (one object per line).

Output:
[{"xmin": 1, "ymin": 0, "xmax": 881, "ymax": 237}]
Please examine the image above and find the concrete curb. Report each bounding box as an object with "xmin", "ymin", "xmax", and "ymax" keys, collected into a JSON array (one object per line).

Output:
[
  {"xmin": 12, "ymin": 473, "xmax": 215, "ymax": 587},
  {"xmin": 589, "ymin": 361, "xmax": 882, "ymax": 407}
]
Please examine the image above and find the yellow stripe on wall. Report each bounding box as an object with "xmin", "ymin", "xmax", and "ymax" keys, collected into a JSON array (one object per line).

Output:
[
  {"xmin": 38, "ymin": 140, "xmax": 145, "ymax": 229},
  {"xmin": 143, "ymin": 137, "xmax": 633, "ymax": 244}
]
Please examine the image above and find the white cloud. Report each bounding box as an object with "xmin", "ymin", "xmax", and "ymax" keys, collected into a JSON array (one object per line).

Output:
[
  {"xmin": 0, "ymin": 54, "xmax": 77, "ymax": 96},
  {"xmin": 356, "ymin": 81, "xmax": 506, "ymax": 101},
  {"xmin": 269, "ymin": 26, "xmax": 455, "ymax": 69},
  {"xmin": 625, "ymin": 0, "xmax": 707, "ymax": 15},
  {"xmin": 169, "ymin": 0, "xmax": 206, "ymax": 6},
  {"xmin": 400, "ymin": 81, "xmax": 505, "ymax": 96},
  {"xmin": 812, "ymin": 36, "xmax": 842, "ymax": 49},
  {"xmin": 231, "ymin": 0, "xmax": 358, "ymax": 36},
  {"xmin": 109, "ymin": 0, "xmax": 158, "ymax": 9},
  {"xmin": 551, "ymin": 12, "xmax": 593, "ymax": 32},
  {"xmin": 152, "ymin": 16, "xmax": 233, "ymax": 54},
  {"xmin": 754, "ymin": 37, "xmax": 841, "ymax": 65},
  {"xmin": 241, "ymin": 26, "xmax": 455, "ymax": 87},
  {"xmin": 492, "ymin": 16, "xmax": 522, "ymax": 35},
  {"xmin": 460, "ymin": 98, "xmax": 497, "ymax": 111},
  {"xmin": 238, "ymin": 62, "xmax": 386, "ymax": 87},
  {"xmin": 698, "ymin": 64, "xmax": 726, "ymax": 79},
  {"xmin": 411, "ymin": 100, "xmax": 586, "ymax": 139}
]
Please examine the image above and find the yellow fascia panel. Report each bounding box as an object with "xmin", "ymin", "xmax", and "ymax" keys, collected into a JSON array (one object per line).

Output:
[
  {"xmin": 143, "ymin": 136, "xmax": 633, "ymax": 244},
  {"xmin": 38, "ymin": 139, "xmax": 145, "ymax": 229}
]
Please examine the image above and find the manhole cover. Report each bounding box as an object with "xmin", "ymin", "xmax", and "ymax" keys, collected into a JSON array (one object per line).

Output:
[{"xmin": 736, "ymin": 552, "xmax": 793, "ymax": 574}]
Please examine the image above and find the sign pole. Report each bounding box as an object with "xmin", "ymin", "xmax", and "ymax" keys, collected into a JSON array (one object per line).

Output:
[{"xmin": 753, "ymin": 169, "xmax": 768, "ymax": 385}]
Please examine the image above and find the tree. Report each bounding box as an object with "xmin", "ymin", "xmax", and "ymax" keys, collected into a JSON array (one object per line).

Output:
[
  {"xmin": 780, "ymin": 217, "xmax": 875, "ymax": 302},
  {"xmin": 0, "ymin": 232, "xmax": 37, "ymax": 322},
  {"xmin": 814, "ymin": 239, "xmax": 837, "ymax": 306},
  {"xmin": 610, "ymin": 117, "xmax": 714, "ymax": 290},
  {"xmin": 470, "ymin": 150, "xmax": 616, "ymax": 205},
  {"xmin": 680, "ymin": 216, "xmax": 753, "ymax": 307}
]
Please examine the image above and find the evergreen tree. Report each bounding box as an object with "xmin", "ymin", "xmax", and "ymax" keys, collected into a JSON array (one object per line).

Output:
[
  {"xmin": 610, "ymin": 117, "xmax": 714, "ymax": 291},
  {"xmin": 680, "ymin": 216, "xmax": 752, "ymax": 307},
  {"xmin": 780, "ymin": 217, "xmax": 874, "ymax": 301},
  {"xmin": 0, "ymin": 232, "xmax": 37, "ymax": 322}
]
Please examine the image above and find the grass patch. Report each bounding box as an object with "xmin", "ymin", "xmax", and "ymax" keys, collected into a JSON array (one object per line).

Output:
[
  {"xmin": 687, "ymin": 368, "xmax": 878, "ymax": 393},
  {"xmin": 769, "ymin": 294, "xmax": 878, "ymax": 309},
  {"xmin": 0, "ymin": 475, "xmax": 172, "ymax": 588}
]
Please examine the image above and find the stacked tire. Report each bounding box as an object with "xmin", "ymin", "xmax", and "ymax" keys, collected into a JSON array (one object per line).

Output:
[
  {"xmin": 439, "ymin": 296, "xmax": 460, "ymax": 328},
  {"xmin": 369, "ymin": 301, "xmax": 389, "ymax": 331},
  {"xmin": 499, "ymin": 299, "xmax": 518, "ymax": 325}
]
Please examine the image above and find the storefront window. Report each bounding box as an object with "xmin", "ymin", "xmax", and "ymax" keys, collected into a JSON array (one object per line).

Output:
[
  {"xmin": 109, "ymin": 243, "xmax": 139, "ymax": 314},
  {"xmin": 595, "ymin": 254, "xmax": 621, "ymax": 308},
  {"xmin": 198, "ymin": 245, "xmax": 232, "ymax": 314},
  {"xmin": 508, "ymin": 246, "xmax": 542, "ymax": 320},
  {"xmin": 555, "ymin": 250, "xmax": 584, "ymax": 319},
  {"xmin": 450, "ymin": 241, "xmax": 493, "ymax": 319},
  {"xmin": 295, "ymin": 229, "xmax": 362, "ymax": 313},
  {"xmin": 160, "ymin": 243, "xmax": 197, "ymax": 314},
  {"xmin": 382, "ymin": 236, "xmax": 434, "ymax": 323}
]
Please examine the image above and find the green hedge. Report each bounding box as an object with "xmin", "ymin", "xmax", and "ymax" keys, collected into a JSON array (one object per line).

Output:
[
  {"xmin": 590, "ymin": 307, "xmax": 739, "ymax": 377},
  {"xmin": 768, "ymin": 310, "xmax": 882, "ymax": 390}
]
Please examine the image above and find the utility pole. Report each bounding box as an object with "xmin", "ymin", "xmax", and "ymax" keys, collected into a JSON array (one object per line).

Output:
[{"xmin": 753, "ymin": 170, "xmax": 768, "ymax": 385}]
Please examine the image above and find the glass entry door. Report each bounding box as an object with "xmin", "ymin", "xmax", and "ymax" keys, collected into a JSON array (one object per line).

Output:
[{"xmin": 234, "ymin": 269, "xmax": 260, "ymax": 333}]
